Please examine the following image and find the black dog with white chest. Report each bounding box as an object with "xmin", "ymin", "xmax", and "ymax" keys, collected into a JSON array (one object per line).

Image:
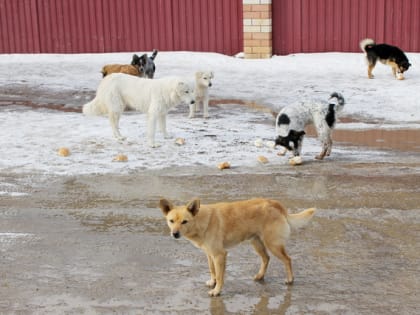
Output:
[{"xmin": 360, "ymin": 38, "xmax": 411, "ymax": 80}]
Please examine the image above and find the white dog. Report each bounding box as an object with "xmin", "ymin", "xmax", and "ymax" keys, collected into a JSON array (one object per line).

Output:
[
  {"xmin": 189, "ymin": 71, "xmax": 214, "ymax": 118},
  {"xmin": 275, "ymin": 92, "xmax": 345, "ymax": 160},
  {"xmin": 83, "ymin": 73, "xmax": 195, "ymax": 147}
]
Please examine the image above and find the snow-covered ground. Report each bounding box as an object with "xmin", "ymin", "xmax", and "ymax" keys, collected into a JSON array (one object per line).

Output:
[
  {"xmin": 0, "ymin": 52, "xmax": 419, "ymax": 177},
  {"xmin": 1, "ymin": 51, "xmax": 419, "ymax": 121}
]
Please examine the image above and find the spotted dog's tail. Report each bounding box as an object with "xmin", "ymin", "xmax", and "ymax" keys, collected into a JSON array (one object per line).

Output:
[{"xmin": 329, "ymin": 92, "xmax": 345, "ymax": 112}]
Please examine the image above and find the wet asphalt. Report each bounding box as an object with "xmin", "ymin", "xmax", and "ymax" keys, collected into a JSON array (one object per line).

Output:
[{"xmin": 1, "ymin": 159, "xmax": 419, "ymax": 314}]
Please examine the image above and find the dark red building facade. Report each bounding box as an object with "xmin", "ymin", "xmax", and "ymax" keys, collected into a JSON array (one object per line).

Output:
[{"xmin": 0, "ymin": 0, "xmax": 419, "ymax": 55}]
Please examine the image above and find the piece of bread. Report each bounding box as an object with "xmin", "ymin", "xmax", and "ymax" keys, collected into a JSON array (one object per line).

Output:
[
  {"xmin": 288, "ymin": 156, "xmax": 303, "ymax": 166},
  {"xmin": 57, "ymin": 147, "xmax": 70, "ymax": 157},
  {"xmin": 257, "ymin": 155, "xmax": 269, "ymax": 164},
  {"xmin": 175, "ymin": 138, "xmax": 185, "ymax": 145},
  {"xmin": 217, "ymin": 161, "xmax": 231, "ymax": 170},
  {"xmin": 254, "ymin": 139, "xmax": 264, "ymax": 147},
  {"xmin": 112, "ymin": 154, "xmax": 128, "ymax": 162}
]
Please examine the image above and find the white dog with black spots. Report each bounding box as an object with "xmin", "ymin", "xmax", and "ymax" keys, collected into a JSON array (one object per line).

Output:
[{"xmin": 275, "ymin": 92, "xmax": 345, "ymax": 160}]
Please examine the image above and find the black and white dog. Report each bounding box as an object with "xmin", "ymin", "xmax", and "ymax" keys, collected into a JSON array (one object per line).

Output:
[
  {"xmin": 275, "ymin": 92, "xmax": 345, "ymax": 160},
  {"xmin": 360, "ymin": 38, "xmax": 411, "ymax": 80},
  {"xmin": 132, "ymin": 49, "xmax": 158, "ymax": 79}
]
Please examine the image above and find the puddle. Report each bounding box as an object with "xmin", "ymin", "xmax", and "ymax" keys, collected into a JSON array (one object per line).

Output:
[
  {"xmin": 332, "ymin": 128, "xmax": 420, "ymax": 152},
  {"xmin": 303, "ymin": 124, "xmax": 420, "ymax": 152}
]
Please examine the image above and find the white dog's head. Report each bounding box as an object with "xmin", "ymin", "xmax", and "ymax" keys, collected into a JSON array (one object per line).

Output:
[
  {"xmin": 195, "ymin": 71, "xmax": 214, "ymax": 88},
  {"xmin": 174, "ymin": 81, "xmax": 195, "ymax": 106}
]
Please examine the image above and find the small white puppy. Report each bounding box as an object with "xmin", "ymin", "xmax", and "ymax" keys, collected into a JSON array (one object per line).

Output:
[{"xmin": 189, "ymin": 71, "xmax": 214, "ymax": 118}]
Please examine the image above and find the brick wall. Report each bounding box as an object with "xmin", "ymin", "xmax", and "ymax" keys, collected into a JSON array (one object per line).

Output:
[{"xmin": 243, "ymin": 0, "xmax": 272, "ymax": 59}]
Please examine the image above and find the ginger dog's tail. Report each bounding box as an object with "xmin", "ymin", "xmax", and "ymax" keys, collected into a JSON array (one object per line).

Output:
[{"xmin": 287, "ymin": 208, "xmax": 316, "ymax": 229}]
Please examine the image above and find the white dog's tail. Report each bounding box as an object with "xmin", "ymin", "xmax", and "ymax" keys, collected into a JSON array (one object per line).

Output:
[
  {"xmin": 82, "ymin": 98, "xmax": 106, "ymax": 116},
  {"xmin": 287, "ymin": 208, "xmax": 316, "ymax": 229},
  {"xmin": 329, "ymin": 92, "xmax": 345, "ymax": 112}
]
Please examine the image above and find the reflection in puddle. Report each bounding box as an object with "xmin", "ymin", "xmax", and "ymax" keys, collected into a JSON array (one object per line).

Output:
[{"xmin": 209, "ymin": 288, "xmax": 292, "ymax": 315}]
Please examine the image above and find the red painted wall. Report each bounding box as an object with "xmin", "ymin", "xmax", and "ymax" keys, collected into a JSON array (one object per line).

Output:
[
  {"xmin": 1, "ymin": 0, "xmax": 419, "ymax": 55},
  {"xmin": 0, "ymin": 0, "xmax": 243, "ymax": 55},
  {"xmin": 273, "ymin": 0, "xmax": 420, "ymax": 55}
]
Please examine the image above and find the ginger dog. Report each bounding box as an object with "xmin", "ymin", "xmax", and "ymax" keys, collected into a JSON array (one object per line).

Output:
[
  {"xmin": 159, "ymin": 198, "xmax": 315, "ymax": 296},
  {"xmin": 101, "ymin": 64, "xmax": 141, "ymax": 77},
  {"xmin": 101, "ymin": 54, "xmax": 144, "ymax": 78}
]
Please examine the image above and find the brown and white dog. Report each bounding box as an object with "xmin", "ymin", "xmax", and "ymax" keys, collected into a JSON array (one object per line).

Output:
[
  {"xmin": 101, "ymin": 50, "xmax": 158, "ymax": 78},
  {"xmin": 159, "ymin": 198, "xmax": 315, "ymax": 296}
]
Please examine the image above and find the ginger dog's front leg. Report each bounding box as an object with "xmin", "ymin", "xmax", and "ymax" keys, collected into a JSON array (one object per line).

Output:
[
  {"xmin": 206, "ymin": 254, "xmax": 216, "ymax": 288},
  {"xmin": 208, "ymin": 251, "xmax": 227, "ymax": 296}
]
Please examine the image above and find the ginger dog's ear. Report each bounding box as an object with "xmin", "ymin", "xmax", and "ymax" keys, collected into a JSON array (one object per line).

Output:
[
  {"xmin": 186, "ymin": 199, "xmax": 200, "ymax": 216},
  {"xmin": 159, "ymin": 199, "xmax": 174, "ymax": 215}
]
